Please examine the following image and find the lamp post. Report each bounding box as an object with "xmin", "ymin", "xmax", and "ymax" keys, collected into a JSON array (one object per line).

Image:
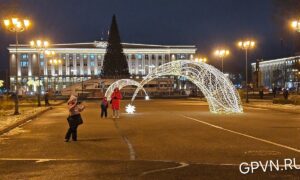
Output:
[
  {"xmin": 49, "ymin": 58, "xmax": 62, "ymax": 100},
  {"xmin": 30, "ymin": 40, "xmax": 49, "ymax": 107},
  {"xmin": 238, "ymin": 40, "xmax": 256, "ymax": 103},
  {"xmin": 45, "ymin": 50, "xmax": 56, "ymax": 92},
  {"xmin": 291, "ymin": 20, "xmax": 300, "ymax": 32},
  {"xmin": 214, "ymin": 49, "xmax": 230, "ymax": 73},
  {"xmin": 194, "ymin": 57, "xmax": 208, "ymax": 63},
  {"xmin": 3, "ymin": 17, "xmax": 31, "ymax": 115}
]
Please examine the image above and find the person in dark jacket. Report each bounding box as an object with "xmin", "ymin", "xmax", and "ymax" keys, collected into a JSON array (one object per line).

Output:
[
  {"xmin": 259, "ymin": 88, "xmax": 264, "ymax": 99},
  {"xmin": 283, "ymin": 88, "xmax": 289, "ymax": 100},
  {"xmin": 65, "ymin": 95, "xmax": 85, "ymax": 142},
  {"xmin": 100, "ymin": 97, "xmax": 108, "ymax": 118},
  {"xmin": 44, "ymin": 91, "xmax": 50, "ymax": 106}
]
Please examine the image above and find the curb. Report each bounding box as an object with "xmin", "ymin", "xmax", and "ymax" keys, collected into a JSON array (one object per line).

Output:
[
  {"xmin": 0, "ymin": 101, "xmax": 66, "ymax": 136},
  {"xmin": 0, "ymin": 107, "xmax": 52, "ymax": 135},
  {"xmin": 244, "ymin": 104, "xmax": 300, "ymax": 114}
]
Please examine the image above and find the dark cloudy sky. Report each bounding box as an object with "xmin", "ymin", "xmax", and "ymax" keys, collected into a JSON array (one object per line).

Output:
[{"xmin": 0, "ymin": 0, "xmax": 294, "ymax": 74}]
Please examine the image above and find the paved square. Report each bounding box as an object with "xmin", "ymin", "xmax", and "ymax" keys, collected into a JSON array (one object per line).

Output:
[{"xmin": 0, "ymin": 99, "xmax": 299, "ymax": 179}]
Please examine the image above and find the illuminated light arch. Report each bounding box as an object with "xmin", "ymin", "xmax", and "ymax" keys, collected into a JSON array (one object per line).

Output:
[
  {"xmin": 131, "ymin": 60, "xmax": 243, "ymax": 113},
  {"xmin": 105, "ymin": 79, "xmax": 149, "ymax": 101}
]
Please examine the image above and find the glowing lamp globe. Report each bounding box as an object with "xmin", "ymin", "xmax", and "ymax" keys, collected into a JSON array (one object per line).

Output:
[
  {"xmin": 145, "ymin": 95, "xmax": 150, "ymax": 100},
  {"xmin": 126, "ymin": 104, "xmax": 136, "ymax": 114}
]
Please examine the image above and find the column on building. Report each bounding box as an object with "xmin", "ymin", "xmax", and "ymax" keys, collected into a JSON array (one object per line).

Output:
[{"xmin": 144, "ymin": 54, "xmax": 149, "ymax": 75}]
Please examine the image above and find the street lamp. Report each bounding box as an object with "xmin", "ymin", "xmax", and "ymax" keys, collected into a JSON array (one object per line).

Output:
[
  {"xmin": 238, "ymin": 40, "xmax": 256, "ymax": 103},
  {"xmin": 214, "ymin": 49, "xmax": 230, "ymax": 73},
  {"xmin": 194, "ymin": 57, "xmax": 208, "ymax": 63},
  {"xmin": 3, "ymin": 17, "xmax": 31, "ymax": 115},
  {"xmin": 30, "ymin": 39, "xmax": 49, "ymax": 107},
  {"xmin": 291, "ymin": 20, "xmax": 300, "ymax": 32}
]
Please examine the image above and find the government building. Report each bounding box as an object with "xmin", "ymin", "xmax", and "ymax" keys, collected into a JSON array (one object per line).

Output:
[
  {"xmin": 251, "ymin": 56, "xmax": 300, "ymax": 91},
  {"xmin": 8, "ymin": 41, "xmax": 196, "ymax": 94}
]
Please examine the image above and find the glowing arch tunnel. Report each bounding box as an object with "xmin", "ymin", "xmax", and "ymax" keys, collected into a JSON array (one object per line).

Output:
[
  {"xmin": 131, "ymin": 60, "xmax": 243, "ymax": 113},
  {"xmin": 105, "ymin": 79, "xmax": 149, "ymax": 101}
]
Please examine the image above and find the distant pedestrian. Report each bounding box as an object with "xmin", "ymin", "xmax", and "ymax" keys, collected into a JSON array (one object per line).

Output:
[
  {"xmin": 259, "ymin": 88, "xmax": 264, "ymax": 99},
  {"xmin": 111, "ymin": 88, "xmax": 122, "ymax": 118},
  {"xmin": 283, "ymin": 88, "xmax": 289, "ymax": 100},
  {"xmin": 272, "ymin": 87, "xmax": 276, "ymax": 98},
  {"xmin": 101, "ymin": 97, "xmax": 108, "ymax": 118},
  {"xmin": 44, "ymin": 91, "xmax": 50, "ymax": 106},
  {"xmin": 65, "ymin": 95, "xmax": 85, "ymax": 142}
]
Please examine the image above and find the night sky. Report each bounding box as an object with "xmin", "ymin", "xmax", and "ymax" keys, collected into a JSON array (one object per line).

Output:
[{"xmin": 0, "ymin": 0, "xmax": 293, "ymax": 76}]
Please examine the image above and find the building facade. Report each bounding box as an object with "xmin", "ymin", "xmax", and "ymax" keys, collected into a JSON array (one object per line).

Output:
[
  {"xmin": 251, "ymin": 56, "xmax": 300, "ymax": 90},
  {"xmin": 8, "ymin": 41, "xmax": 196, "ymax": 93}
]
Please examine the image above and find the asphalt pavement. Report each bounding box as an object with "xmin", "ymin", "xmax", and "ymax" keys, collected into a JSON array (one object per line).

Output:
[{"xmin": 0, "ymin": 99, "xmax": 300, "ymax": 179}]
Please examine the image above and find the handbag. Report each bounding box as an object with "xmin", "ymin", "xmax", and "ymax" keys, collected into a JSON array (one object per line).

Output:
[{"xmin": 67, "ymin": 115, "xmax": 83, "ymax": 126}]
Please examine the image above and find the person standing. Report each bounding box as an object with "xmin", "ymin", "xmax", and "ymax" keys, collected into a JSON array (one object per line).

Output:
[
  {"xmin": 65, "ymin": 95, "xmax": 85, "ymax": 142},
  {"xmin": 101, "ymin": 97, "xmax": 108, "ymax": 118},
  {"xmin": 111, "ymin": 88, "xmax": 122, "ymax": 118},
  {"xmin": 44, "ymin": 91, "xmax": 50, "ymax": 106},
  {"xmin": 283, "ymin": 88, "xmax": 289, "ymax": 100},
  {"xmin": 259, "ymin": 88, "xmax": 264, "ymax": 99}
]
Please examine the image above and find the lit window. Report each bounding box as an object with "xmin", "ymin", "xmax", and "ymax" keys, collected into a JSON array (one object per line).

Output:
[
  {"xmin": 90, "ymin": 60, "xmax": 95, "ymax": 67},
  {"xmin": 90, "ymin": 54, "xmax": 95, "ymax": 59},
  {"xmin": 20, "ymin": 60, "xmax": 28, "ymax": 67},
  {"xmin": 21, "ymin": 54, "xmax": 28, "ymax": 59},
  {"xmin": 137, "ymin": 54, "xmax": 142, "ymax": 60}
]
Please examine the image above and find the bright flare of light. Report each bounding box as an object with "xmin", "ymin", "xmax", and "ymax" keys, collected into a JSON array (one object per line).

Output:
[
  {"xmin": 44, "ymin": 41, "xmax": 49, "ymax": 47},
  {"xmin": 36, "ymin": 40, "xmax": 42, "ymax": 47},
  {"xmin": 145, "ymin": 95, "xmax": 150, "ymax": 100},
  {"xmin": 291, "ymin": 20, "xmax": 299, "ymax": 29},
  {"xmin": 215, "ymin": 49, "xmax": 230, "ymax": 58},
  {"xmin": 23, "ymin": 19, "xmax": 30, "ymax": 27},
  {"xmin": 12, "ymin": 18, "xmax": 18, "ymax": 25},
  {"xmin": 126, "ymin": 104, "xmax": 136, "ymax": 114},
  {"xmin": 3, "ymin": 19, "xmax": 10, "ymax": 27},
  {"xmin": 238, "ymin": 40, "xmax": 256, "ymax": 50},
  {"xmin": 30, "ymin": 40, "xmax": 35, "ymax": 47}
]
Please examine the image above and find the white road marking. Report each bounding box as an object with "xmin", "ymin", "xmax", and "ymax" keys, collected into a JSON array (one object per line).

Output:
[
  {"xmin": 140, "ymin": 162, "xmax": 189, "ymax": 176},
  {"xmin": 113, "ymin": 119, "xmax": 136, "ymax": 160},
  {"xmin": 183, "ymin": 115, "xmax": 300, "ymax": 153}
]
